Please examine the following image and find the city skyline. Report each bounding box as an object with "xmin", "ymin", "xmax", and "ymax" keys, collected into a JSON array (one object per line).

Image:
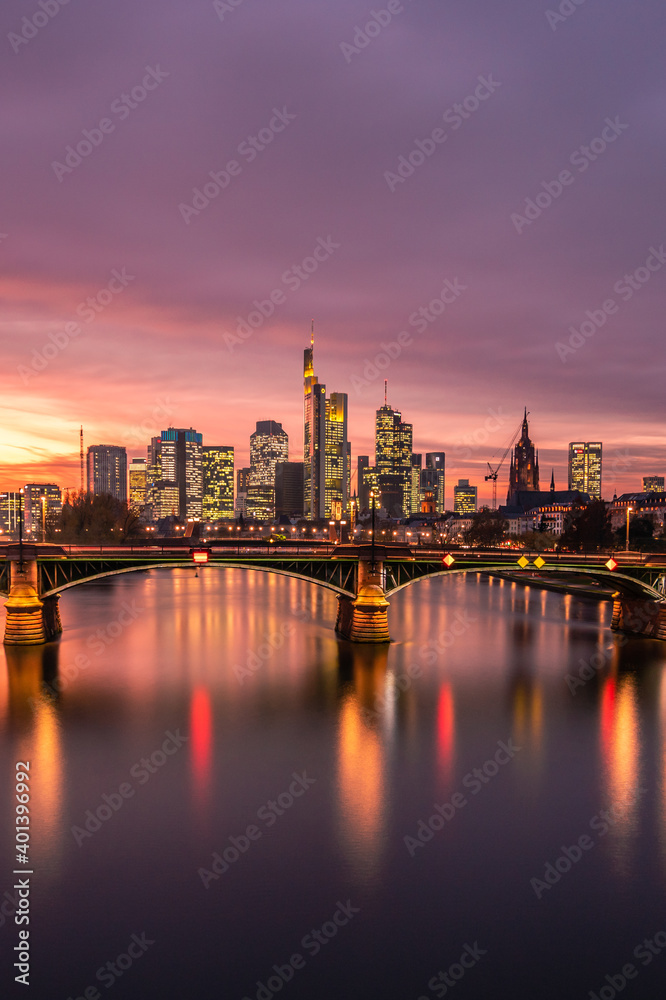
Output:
[
  {"xmin": 2, "ymin": 377, "xmax": 664, "ymax": 506},
  {"xmin": 2, "ymin": 0, "xmax": 665, "ymax": 500}
]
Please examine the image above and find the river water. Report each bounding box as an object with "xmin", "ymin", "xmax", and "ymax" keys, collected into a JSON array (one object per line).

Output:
[{"xmin": 1, "ymin": 568, "xmax": 665, "ymax": 1000}]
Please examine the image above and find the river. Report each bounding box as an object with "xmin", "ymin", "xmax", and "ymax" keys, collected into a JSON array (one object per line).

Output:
[{"xmin": 1, "ymin": 568, "xmax": 665, "ymax": 999}]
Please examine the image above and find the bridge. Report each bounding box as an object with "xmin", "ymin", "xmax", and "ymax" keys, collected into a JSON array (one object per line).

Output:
[{"xmin": 2, "ymin": 542, "xmax": 666, "ymax": 645}]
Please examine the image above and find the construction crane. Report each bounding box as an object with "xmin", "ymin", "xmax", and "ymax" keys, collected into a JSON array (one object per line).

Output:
[{"xmin": 485, "ymin": 413, "xmax": 526, "ymax": 510}]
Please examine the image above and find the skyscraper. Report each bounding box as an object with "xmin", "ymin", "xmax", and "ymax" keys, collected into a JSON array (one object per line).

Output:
[
  {"xmin": 454, "ymin": 479, "xmax": 478, "ymax": 513},
  {"xmin": 568, "ymin": 442, "xmax": 602, "ymax": 500},
  {"xmin": 357, "ymin": 457, "xmax": 379, "ymax": 512},
  {"xmin": 507, "ymin": 410, "xmax": 539, "ymax": 502},
  {"xmin": 160, "ymin": 428, "xmax": 203, "ymax": 519},
  {"xmin": 24, "ymin": 483, "xmax": 62, "ymax": 538},
  {"xmin": 87, "ymin": 445, "xmax": 127, "ymax": 501},
  {"xmin": 235, "ymin": 467, "xmax": 251, "ymax": 517},
  {"xmin": 357, "ymin": 456, "xmax": 370, "ymax": 509},
  {"xmin": 247, "ymin": 420, "xmax": 288, "ymax": 519},
  {"xmin": 375, "ymin": 387, "xmax": 412, "ymax": 517},
  {"xmin": 643, "ymin": 476, "xmax": 664, "ymax": 493},
  {"xmin": 303, "ymin": 325, "xmax": 350, "ymax": 519},
  {"xmin": 0, "ymin": 492, "xmax": 22, "ymax": 535},
  {"xmin": 410, "ymin": 454, "xmax": 422, "ymax": 515},
  {"xmin": 203, "ymin": 446, "xmax": 234, "ymax": 520},
  {"xmin": 325, "ymin": 392, "xmax": 350, "ymax": 519},
  {"xmin": 144, "ymin": 437, "xmax": 179, "ymax": 520},
  {"xmin": 275, "ymin": 462, "xmax": 304, "ymax": 518},
  {"xmin": 423, "ymin": 452, "xmax": 446, "ymax": 512},
  {"xmin": 129, "ymin": 459, "xmax": 147, "ymax": 511}
]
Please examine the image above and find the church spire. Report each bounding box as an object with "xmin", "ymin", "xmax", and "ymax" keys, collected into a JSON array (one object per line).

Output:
[{"xmin": 550, "ymin": 468, "xmax": 555, "ymax": 492}]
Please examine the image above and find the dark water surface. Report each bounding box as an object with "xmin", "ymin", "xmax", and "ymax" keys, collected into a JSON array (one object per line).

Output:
[{"xmin": 1, "ymin": 568, "xmax": 666, "ymax": 1000}]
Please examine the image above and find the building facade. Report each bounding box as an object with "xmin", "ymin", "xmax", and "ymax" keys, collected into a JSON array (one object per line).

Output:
[
  {"xmin": 24, "ymin": 483, "xmax": 62, "ymax": 538},
  {"xmin": 454, "ymin": 479, "xmax": 477, "ymax": 514},
  {"xmin": 235, "ymin": 467, "xmax": 251, "ymax": 517},
  {"xmin": 303, "ymin": 328, "xmax": 350, "ymax": 519},
  {"xmin": 0, "ymin": 492, "xmax": 22, "ymax": 536},
  {"xmin": 160, "ymin": 428, "xmax": 203, "ymax": 519},
  {"xmin": 87, "ymin": 445, "xmax": 127, "ymax": 502},
  {"xmin": 568, "ymin": 442, "xmax": 602, "ymax": 499},
  {"xmin": 203, "ymin": 446, "xmax": 234, "ymax": 520},
  {"xmin": 643, "ymin": 476, "xmax": 664, "ymax": 493},
  {"xmin": 247, "ymin": 421, "xmax": 288, "ymax": 520},
  {"xmin": 423, "ymin": 452, "xmax": 446, "ymax": 512},
  {"xmin": 410, "ymin": 454, "xmax": 422, "ymax": 515},
  {"xmin": 375, "ymin": 398, "xmax": 413, "ymax": 517},
  {"xmin": 275, "ymin": 462, "xmax": 304, "ymax": 518},
  {"xmin": 129, "ymin": 459, "xmax": 147, "ymax": 511},
  {"xmin": 359, "ymin": 462, "xmax": 380, "ymax": 512},
  {"xmin": 325, "ymin": 393, "xmax": 351, "ymax": 519}
]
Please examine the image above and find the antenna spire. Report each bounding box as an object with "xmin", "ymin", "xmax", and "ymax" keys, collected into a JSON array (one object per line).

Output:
[
  {"xmin": 310, "ymin": 318, "xmax": 314, "ymax": 349},
  {"xmin": 384, "ymin": 379, "xmax": 388, "ymax": 406}
]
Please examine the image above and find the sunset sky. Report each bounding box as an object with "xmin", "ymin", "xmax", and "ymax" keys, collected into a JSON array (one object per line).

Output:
[{"xmin": 2, "ymin": 0, "xmax": 665, "ymax": 503}]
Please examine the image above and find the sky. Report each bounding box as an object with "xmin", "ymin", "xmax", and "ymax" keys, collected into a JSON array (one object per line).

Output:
[{"xmin": 1, "ymin": 0, "xmax": 665, "ymax": 505}]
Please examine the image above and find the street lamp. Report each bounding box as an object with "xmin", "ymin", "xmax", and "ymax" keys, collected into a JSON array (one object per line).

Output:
[{"xmin": 625, "ymin": 506, "xmax": 633, "ymax": 552}]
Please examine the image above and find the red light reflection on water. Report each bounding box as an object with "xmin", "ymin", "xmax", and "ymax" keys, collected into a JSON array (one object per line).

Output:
[{"xmin": 190, "ymin": 686, "xmax": 212, "ymax": 798}]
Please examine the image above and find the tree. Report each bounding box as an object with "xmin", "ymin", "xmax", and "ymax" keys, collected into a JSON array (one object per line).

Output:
[
  {"xmin": 464, "ymin": 509, "xmax": 508, "ymax": 547},
  {"xmin": 559, "ymin": 501, "xmax": 613, "ymax": 553},
  {"xmin": 58, "ymin": 491, "xmax": 140, "ymax": 543},
  {"xmin": 613, "ymin": 515, "xmax": 655, "ymax": 552},
  {"xmin": 516, "ymin": 530, "xmax": 558, "ymax": 552}
]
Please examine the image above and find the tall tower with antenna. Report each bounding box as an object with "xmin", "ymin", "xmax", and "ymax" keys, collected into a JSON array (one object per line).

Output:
[
  {"xmin": 80, "ymin": 426, "xmax": 84, "ymax": 493},
  {"xmin": 303, "ymin": 321, "xmax": 350, "ymax": 520}
]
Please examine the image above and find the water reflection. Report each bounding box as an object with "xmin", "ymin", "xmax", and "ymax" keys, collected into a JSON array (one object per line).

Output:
[
  {"xmin": 600, "ymin": 671, "xmax": 641, "ymax": 875},
  {"xmin": 5, "ymin": 644, "xmax": 61, "ymax": 722},
  {"xmin": 190, "ymin": 686, "xmax": 212, "ymax": 810},
  {"xmin": 660, "ymin": 669, "xmax": 666, "ymax": 870},
  {"xmin": 436, "ymin": 683, "xmax": 455, "ymax": 785},
  {"xmin": 4, "ymin": 645, "xmax": 64, "ymax": 876},
  {"xmin": 335, "ymin": 643, "xmax": 388, "ymax": 885},
  {"xmin": 507, "ymin": 618, "xmax": 544, "ymax": 774}
]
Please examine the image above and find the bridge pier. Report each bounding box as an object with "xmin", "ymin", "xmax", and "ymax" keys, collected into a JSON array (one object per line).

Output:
[
  {"xmin": 3, "ymin": 547, "xmax": 64, "ymax": 646},
  {"xmin": 42, "ymin": 594, "xmax": 63, "ymax": 640},
  {"xmin": 335, "ymin": 554, "xmax": 390, "ymax": 643},
  {"xmin": 610, "ymin": 597, "xmax": 666, "ymax": 640},
  {"xmin": 4, "ymin": 555, "xmax": 46, "ymax": 646}
]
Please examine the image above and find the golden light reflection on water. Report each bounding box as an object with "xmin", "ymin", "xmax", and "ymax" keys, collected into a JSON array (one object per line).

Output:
[
  {"xmin": 600, "ymin": 672, "xmax": 641, "ymax": 872},
  {"xmin": 4, "ymin": 646, "xmax": 64, "ymax": 877},
  {"xmin": 29, "ymin": 700, "xmax": 64, "ymax": 876},
  {"xmin": 336, "ymin": 648, "xmax": 387, "ymax": 884},
  {"xmin": 512, "ymin": 677, "xmax": 544, "ymax": 751},
  {"xmin": 659, "ymin": 668, "xmax": 666, "ymax": 870}
]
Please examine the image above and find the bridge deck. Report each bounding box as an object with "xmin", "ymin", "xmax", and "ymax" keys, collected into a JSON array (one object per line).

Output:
[{"xmin": 1, "ymin": 548, "xmax": 665, "ymax": 602}]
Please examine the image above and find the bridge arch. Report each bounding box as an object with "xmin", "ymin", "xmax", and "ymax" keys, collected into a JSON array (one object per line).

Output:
[
  {"xmin": 383, "ymin": 564, "xmax": 665, "ymax": 601},
  {"xmin": 40, "ymin": 561, "xmax": 355, "ymax": 599}
]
